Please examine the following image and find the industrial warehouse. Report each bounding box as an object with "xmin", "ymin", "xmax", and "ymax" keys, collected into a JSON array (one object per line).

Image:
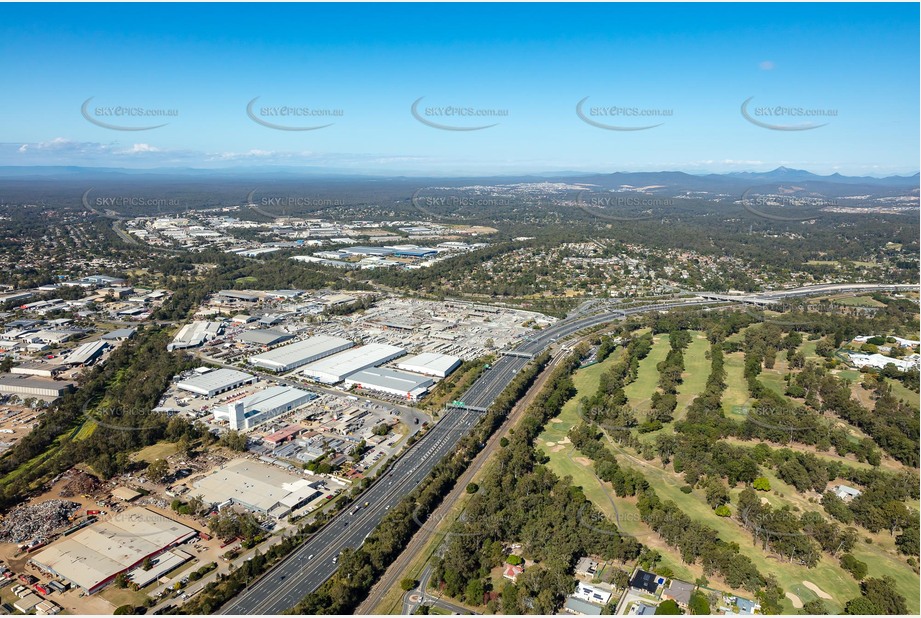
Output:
[
  {"xmin": 237, "ymin": 328, "xmax": 294, "ymax": 347},
  {"xmin": 29, "ymin": 508, "xmax": 197, "ymax": 594},
  {"xmin": 60, "ymin": 339, "xmax": 110, "ymax": 366},
  {"xmin": 395, "ymin": 352, "xmax": 462, "ymax": 378},
  {"xmin": 248, "ymin": 335, "xmax": 353, "ymax": 372},
  {"xmin": 342, "ymin": 367, "xmax": 433, "ymax": 400},
  {"xmin": 167, "ymin": 321, "xmax": 223, "ymax": 351},
  {"xmin": 213, "ymin": 385, "xmax": 317, "ymax": 430},
  {"xmin": 191, "ymin": 459, "xmax": 323, "ymax": 518},
  {"xmin": 301, "ymin": 343, "xmax": 405, "ymax": 384},
  {"xmin": 176, "ymin": 367, "xmax": 256, "ymax": 398},
  {"xmin": 0, "ymin": 374, "xmax": 75, "ymax": 400}
]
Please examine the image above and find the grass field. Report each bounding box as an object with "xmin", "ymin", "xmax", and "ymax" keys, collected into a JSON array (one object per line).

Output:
[
  {"xmin": 544, "ymin": 340, "xmax": 920, "ymax": 614},
  {"xmin": 757, "ymin": 353, "xmax": 790, "ymax": 398},
  {"xmin": 673, "ymin": 332, "xmax": 710, "ymax": 420},
  {"xmin": 72, "ymin": 418, "xmax": 97, "ymax": 441},
  {"xmin": 722, "ymin": 352, "xmax": 752, "ymax": 414},
  {"xmin": 132, "ymin": 441, "xmax": 179, "ymax": 463},
  {"xmin": 887, "ymin": 379, "xmax": 920, "ymax": 409},
  {"xmin": 602, "ymin": 440, "xmax": 911, "ymax": 615},
  {"xmin": 538, "ymin": 350, "xmax": 702, "ymax": 583},
  {"xmin": 624, "ymin": 334, "xmax": 670, "ymax": 414},
  {"xmin": 830, "ymin": 295, "xmax": 885, "ymax": 308}
]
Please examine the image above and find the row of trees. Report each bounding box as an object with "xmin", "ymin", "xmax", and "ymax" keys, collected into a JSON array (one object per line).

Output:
[{"xmin": 431, "ymin": 348, "xmax": 641, "ymax": 614}]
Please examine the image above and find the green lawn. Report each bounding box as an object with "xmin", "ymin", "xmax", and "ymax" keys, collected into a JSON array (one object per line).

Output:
[
  {"xmin": 831, "ymin": 296, "xmax": 885, "ymax": 308},
  {"xmin": 887, "ymin": 379, "xmax": 920, "ymax": 410},
  {"xmin": 673, "ymin": 332, "xmax": 711, "ymax": 420},
  {"xmin": 624, "ymin": 334, "xmax": 671, "ymax": 414},
  {"xmin": 538, "ymin": 350, "xmax": 701, "ymax": 583},
  {"xmin": 722, "ymin": 352, "xmax": 752, "ymax": 415},
  {"xmin": 539, "ymin": 334, "xmax": 920, "ymax": 615}
]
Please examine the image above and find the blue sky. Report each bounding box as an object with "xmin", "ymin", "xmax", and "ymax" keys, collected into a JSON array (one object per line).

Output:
[{"xmin": 1, "ymin": 3, "xmax": 917, "ymax": 176}]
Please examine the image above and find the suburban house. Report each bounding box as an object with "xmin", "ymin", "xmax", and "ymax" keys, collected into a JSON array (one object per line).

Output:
[
  {"xmin": 662, "ymin": 579, "xmax": 696, "ymax": 608},
  {"xmin": 575, "ymin": 557, "xmax": 601, "ymax": 579},
  {"xmin": 572, "ymin": 582, "xmax": 613, "ymax": 606},
  {"xmin": 503, "ymin": 563, "xmax": 524, "ymax": 581},
  {"xmin": 630, "ymin": 569, "xmax": 661, "ymax": 595}
]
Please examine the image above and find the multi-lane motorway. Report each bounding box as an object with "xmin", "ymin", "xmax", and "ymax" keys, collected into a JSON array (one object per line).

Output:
[
  {"xmin": 218, "ymin": 283, "xmax": 916, "ymax": 615},
  {"xmin": 220, "ymin": 407, "xmax": 482, "ymax": 614}
]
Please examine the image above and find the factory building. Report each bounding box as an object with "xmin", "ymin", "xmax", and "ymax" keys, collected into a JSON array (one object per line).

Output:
[
  {"xmin": 10, "ymin": 361, "xmax": 63, "ymax": 378},
  {"xmin": 214, "ymin": 385, "xmax": 317, "ymax": 430},
  {"xmin": 167, "ymin": 321, "xmax": 223, "ymax": 351},
  {"xmin": 192, "ymin": 459, "xmax": 322, "ymax": 518},
  {"xmin": 0, "ymin": 374, "xmax": 74, "ymax": 400},
  {"xmin": 238, "ymin": 328, "xmax": 294, "ymax": 347},
  {"xmin": 60, "ymin": 340, "xmax": 110, "ymax": 366},
  {"xmin": 342, "ymin": 367, "xmax": 433, "ymax": 400},
  {"xmin": 248, "ymin": 335, "xmax": 353, "ymax": 372},
  {"xmin": 396, "ymin": 352, "xmax": 462, "ymax": 378},
  {"xmin": 301, "ymin": 343, "xmax": 406, "ymax": 384},
  {"xmin": 29, "ymin": 508, "xmax": 196, "ymax": 595},
  {"xmin": 176, "ymin": 368, "xmax": 256, "ymax": 398}
]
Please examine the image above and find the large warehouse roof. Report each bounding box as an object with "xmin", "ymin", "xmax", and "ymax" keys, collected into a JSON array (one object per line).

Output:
[
  {"xmin": 301, "ymin": 343, "xmax": 405, "ymax": 383},
  {"xmin": 343, "ymin": 367, "xmax": 433, "ymax": 398},
  {"xmin": 248, "ymin": 335, "xmax": 353, "ymax": 372},
  {"xmin": 30, "ymin": 508, "xmax": 196, "ymax": 593},
  {"xmin": 396, "ymin": 352, "xmax": 462, "ymax": 378},
  {"xmin": 61, "ymin": 340, "xmax": 109, "ymax": 365},
  {"xmin": 240, "ymin": 385, "xmax": 312, "ymax": 414},
  {"xmin": 176, "ymin": 368, "xmax": 255, "ymax": 397},
  {"xmin": 192, "ymin": 459, "xmax": 320, "ymax": 515},
  {"xmin": 238, "ymin": 328, "xmax": 294, "ymax": 347}
]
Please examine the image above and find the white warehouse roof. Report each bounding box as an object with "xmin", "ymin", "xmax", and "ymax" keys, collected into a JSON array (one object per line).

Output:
[
  {"xmin": 176, "ymin": 368, "xmax": 255, "ymax": 397},
  {"xmin": 248, "ymin": 335, "xmax": 353, "ymax": 372},
  {"xmin": 343, "ymin": 367, "xmax": 433, "ymax": 400},
  {"xmin": 30, "ymin": 508, "xmax": 196, "ymax": 593},
  {"xmin": 301, "ymin": 343, "xmax": 406, "ymax": 384},
  {"xmin": 396, "ymin": 352, "xmax": 462, "ymax": 378}
]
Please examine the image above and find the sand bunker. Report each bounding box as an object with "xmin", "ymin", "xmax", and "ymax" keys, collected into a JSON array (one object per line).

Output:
[
  {"xmin": 785, "ymin": 592, "xmax": 803, "ymax": 608},
  {"xmin": 545, "ymin": 441, "xmax": 556, "ymax": 447},
  {"xmin": 802, "ymin": 581, "xmax": 832, "ymax": 600},
  {"xmin": 551, "ymin": 445, "xmax": 565, "ymax": 453},
  {"xmin": 549, "ymin": 418, "xmax": 564, "ymax": 423},
  {"xmin": 574, "ymin": 456, "xmax": 593, "ymax": 466}
]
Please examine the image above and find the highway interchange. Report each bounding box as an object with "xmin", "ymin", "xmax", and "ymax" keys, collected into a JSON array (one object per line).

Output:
[{"xmin": 218, "ymin": 283, "xmax": 917, "ymax": 615}]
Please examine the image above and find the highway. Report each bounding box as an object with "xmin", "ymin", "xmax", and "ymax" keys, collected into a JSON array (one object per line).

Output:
[
  {"xmin": 216, "ymin": 282, "xmax": 916, "ymax": 614},
  {"xmin": 220, "ymin": 406, "xmax": 482, "ymax": 614}
]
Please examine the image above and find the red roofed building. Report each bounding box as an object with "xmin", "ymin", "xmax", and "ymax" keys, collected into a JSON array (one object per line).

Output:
[
  {"xmin": 503, "ymin": 564, "xmax": 524, "ymax": 581},
  {"xmin": 263, "ymin": 425, "xmax": 304, "ymax": 446}
]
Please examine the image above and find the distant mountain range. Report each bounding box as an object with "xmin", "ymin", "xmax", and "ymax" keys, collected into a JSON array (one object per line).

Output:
[{"xmin": 0, "ymin": 166, "xmax": 916, "ymax": 201}]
